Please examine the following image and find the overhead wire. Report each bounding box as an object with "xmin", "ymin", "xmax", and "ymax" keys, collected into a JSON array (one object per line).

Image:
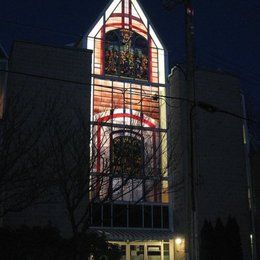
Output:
[
  {"xmin": 0, "ymin": 68, "xmax": 256, "ymax": 124},
  {"xmin": 1, "ymin": 17, "xmax": 259, "ymax": 89},
  {"xmin": 0, "ymin": 16, "xmax": 258, "ymax": 124},
  {"xmin": 0, "ymin": 17, "xmax": 174, "ymax": 55},
  {"xmin": 0, "ymin": 17, "xmax": 259, "ymax": 79}
]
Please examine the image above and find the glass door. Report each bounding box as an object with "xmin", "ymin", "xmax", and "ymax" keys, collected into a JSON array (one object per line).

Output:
[
  {"xmin": 111, "ymin": 241, "xmax": 171, "ymax": 260},
  {"xmin": 130, "ymin": 245, "xmax": 144, "ymax": 260},
  {"xmin": 147, "ymin": 245, "xmax": 162, "ymax": 260},
  {"xmin": 119, "ymin": 245, "xmax": 126, "ymax": 260}
]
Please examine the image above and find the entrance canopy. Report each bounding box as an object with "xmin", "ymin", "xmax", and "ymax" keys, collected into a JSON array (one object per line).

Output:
[{"xmin": 95, "ymin": 228, "xmax": 173, "ymax": 241}]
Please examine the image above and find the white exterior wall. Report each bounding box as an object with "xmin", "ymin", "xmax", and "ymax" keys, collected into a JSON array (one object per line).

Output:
[{"xmin": 169, "ymin": 67, "xmax": 252, "ymax": 259}]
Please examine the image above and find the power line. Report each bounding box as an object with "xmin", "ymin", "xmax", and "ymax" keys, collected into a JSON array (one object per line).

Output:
[
  {"xmin": 1, "ymin": 17, "xmax": 260, "ymax": 78},
  {"xmin": 155, "ymin": 94, "xmax": 257, "ymax": 123},
  {"xmin": 3, "ymin": 18, "xmax": 259, "ymax": 85},
  {"xmin": 0, "ymin": 18, "xmax": 173, "ymax": 54},
  {"xmin": 0, "ymin": 68, "xmax": 256, "ymax": 123}
]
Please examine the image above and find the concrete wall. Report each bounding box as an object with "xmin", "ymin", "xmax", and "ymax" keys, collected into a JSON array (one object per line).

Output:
[
  {"xmin": 169, "ymin": 67, "xmax": 252, "ymax": 259},
  {"xmin": 2, "ymin": 41, "xmax": 92, "ymax": 236},
  {"xmin": 195, "ymin": 70, "xmax": 251, "ymax": 259},
  {"xmin": 168, "ymin": 67, "xmax": 190, "ymax": 241}
]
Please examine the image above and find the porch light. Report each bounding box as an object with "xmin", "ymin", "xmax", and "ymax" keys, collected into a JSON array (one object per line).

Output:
[{"xmin": 175, "ymin": 237, "xmax": 183, "ymax": 245}]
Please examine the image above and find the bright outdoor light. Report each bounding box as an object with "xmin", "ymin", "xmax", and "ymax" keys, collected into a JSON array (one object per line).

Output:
[{"xmin": 175, "ymin": 238, "xmax": 183, "ymax": 245}]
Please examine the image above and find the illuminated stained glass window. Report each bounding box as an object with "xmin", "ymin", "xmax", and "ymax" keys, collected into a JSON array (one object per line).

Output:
[
  {"xmin": 105, "ymin": 29, "xmax": 148, "ymax": 80},
  {"xmin": 111, "ymin": 135, "xmax": 143, "ymax": 175},
  {"xmin": 87, "ymin": 0, "xmax": 169, "ymax": 207}
]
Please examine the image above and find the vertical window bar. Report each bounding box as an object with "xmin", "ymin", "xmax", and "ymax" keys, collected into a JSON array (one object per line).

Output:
[
  {"xmin": 142, "ymin": 205, "xmax": 144, "ymax": 228},
  {"xmin": 161, "ymin": 205, "xmax": 163, "ymax": 229},
  {"xmin": 110, "ymin": 80, "xmax": 114, "ymax": 201},
  {"xmin": 101, "ymin": 16, "xmax": 105, "ymax": 75},
  {"xmin": 151, "ymin": 205, "xmax": 154, "ymax": 228},
  {"xmin": 122, "ymin": 0, "xmax": 125, "ymax": 27},
  {"xmin": 111, "ymin": 203, "xmax": 114, "ymax": 227},
  {"xmin": 90, "ymin": 203, "xmax": 93, "ymax": 225},
  {"xmin": 101, "ymin": 204, "xmax": 104, "ymax": 227},
  {"xmin": 127, "ymin": 204, "xmax": 129, "ymax": 227},
  {"xmin": 148, "ymin": 26, "xmax": 152, "ymax": 83},
  {"xmin": 157, "ymin": 47, "xmax": 159, "ymax": 83},
  {"xmin": 149, "ymin": 39, "xmax": 153, "ymax": 83},
  {"xmin": 129, "ymin": 1, "xmax": 132, "ymax": 29},
  {"xmin": 125, "ymin": 0, "xmax": 129, "ymax": 15}
]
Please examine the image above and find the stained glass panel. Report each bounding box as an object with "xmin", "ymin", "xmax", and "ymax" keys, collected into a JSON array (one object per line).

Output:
[
  {"xmin": 105, "ymin": 29, "xmax": 148, "ymax": 80},
  {"xmin": 112, "ymin": 135, "xmax": 143, "ymax": 175}
]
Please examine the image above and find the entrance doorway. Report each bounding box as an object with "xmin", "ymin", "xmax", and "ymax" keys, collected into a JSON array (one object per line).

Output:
[{"xmin": 111, "ymin": 241, "xmax": 171, "ymax": 260}]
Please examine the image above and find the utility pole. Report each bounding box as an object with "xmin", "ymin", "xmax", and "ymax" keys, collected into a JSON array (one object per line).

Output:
[
  {"xmin": 185, "ymin": 2, "xmax": 197, "ymax": 260},
  {"xmin": 162, "ymin": 1, "xmax": 197, "ymax": 259}
]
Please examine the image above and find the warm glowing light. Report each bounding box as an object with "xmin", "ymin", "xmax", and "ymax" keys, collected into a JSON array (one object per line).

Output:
[
  {"xmin": 132, "ymin": 0, "xmax": 148, "ymax": 27},
  {"xmin": 87, "ymin": 0, "xmax": 168, "ymax": 207},
  {"xmin": 175, "ymin": 238, "xmax": 183, "ymax": 245},
  {"xmin": 89, "ymin": 17, "xmax": 104, "ymax": 38},
  {"xmin": 106, "ymin": 0, "xmax": 121, "ymax": 20}
]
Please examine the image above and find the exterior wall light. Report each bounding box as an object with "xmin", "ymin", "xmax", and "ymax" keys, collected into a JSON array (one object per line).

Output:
[
  {"xmin": 175, "ymin": 237, "xmax": 183, "ymax": 245},
  {"xmin": 174, "ymin": 237, "xmax": 185, "ymax": 259}
]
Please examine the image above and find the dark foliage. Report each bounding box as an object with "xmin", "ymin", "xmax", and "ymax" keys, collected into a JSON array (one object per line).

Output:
[
  {"xmin": 225, "ymin": 216, "xmax": 243, "ymax": 260},
  {"xmin": 0, "ymin": 225, "xmax": 121, "ymax": 260},
  {"xmin": 199, "ymin": 217, "xmax": 243, "ymax": 260},
  {"xmin": 199, "ymin": 220, "xmax": 215, "ymax": 260},
  {"xmin": 214, "ymin": 218, "xmax": 228, "ymax": 260}
]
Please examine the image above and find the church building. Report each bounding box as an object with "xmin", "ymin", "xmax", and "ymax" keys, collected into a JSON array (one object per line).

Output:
[{"xmin": 1, "ymin": 1, "xmax": 253, "ymax": 259}]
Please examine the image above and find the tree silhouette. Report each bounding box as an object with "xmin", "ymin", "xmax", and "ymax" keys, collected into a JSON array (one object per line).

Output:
[
  {"xmin": 214, "ymin": 218, "xmax": 228, "ymax": 259},
  {"xmin": 200, "ymin": 220, "xmax": 215, "ymax": 260},
  {"xmin": 226, "ymin": 216, "xmax": 243, "ymax": 260},
  {"xmin": 0, "ymin": 225, "xmax": 121, "ymax": 260},
  {"xmin": 200, "ymin": 217, "xmax": 244, "ymax": 260},
  {"xmin": 0, "ymin": 84, "xmax": 52, "ymax": 217}
]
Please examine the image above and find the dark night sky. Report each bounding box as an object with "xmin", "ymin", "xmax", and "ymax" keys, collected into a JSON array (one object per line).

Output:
[{"xmin": 0, "ymin": 0, "xmax": 260, "ymax": 143}]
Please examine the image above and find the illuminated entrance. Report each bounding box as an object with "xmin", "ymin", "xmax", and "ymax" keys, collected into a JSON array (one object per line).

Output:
[{"xmin": 111, "ymin": 241, "xmax": 172, "ymax": 260}]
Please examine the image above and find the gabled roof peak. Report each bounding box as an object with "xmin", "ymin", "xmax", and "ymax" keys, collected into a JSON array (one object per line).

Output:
[{"xmin": 86, "ymin": 0, "xmax": 166, "ymax": 51}]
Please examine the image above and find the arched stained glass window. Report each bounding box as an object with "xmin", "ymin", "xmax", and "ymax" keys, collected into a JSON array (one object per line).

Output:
[
  {"xmin": 105, "ymin": 29, "xmax": 149, "ymax": 80},
  {"xmin": 111, "ymin": 135, "xmax": 143, "ymax": 175}
]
